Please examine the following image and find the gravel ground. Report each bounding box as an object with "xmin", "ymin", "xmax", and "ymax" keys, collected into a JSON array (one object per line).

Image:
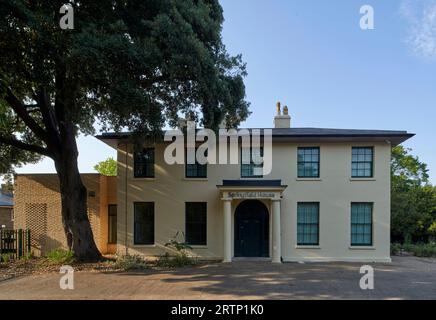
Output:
[{"xmin": 0, "ymin": 257, "xmax": 118, "ymax": 282}]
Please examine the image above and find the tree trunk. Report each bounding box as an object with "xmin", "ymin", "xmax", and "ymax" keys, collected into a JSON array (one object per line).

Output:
[{"xmin": 53, "ymin": 123, "xmax": 101, "ymax": 262}]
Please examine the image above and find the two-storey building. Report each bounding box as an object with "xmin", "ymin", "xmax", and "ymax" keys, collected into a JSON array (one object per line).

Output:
[{"xmin": 97, "ymin": 104, "xmax": 414, "ymax": 263}]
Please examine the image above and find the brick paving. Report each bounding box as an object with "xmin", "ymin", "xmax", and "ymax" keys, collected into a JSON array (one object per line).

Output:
[{"xmin": 0, "ymin": 256, "xmax": 435, "ymax": 300}]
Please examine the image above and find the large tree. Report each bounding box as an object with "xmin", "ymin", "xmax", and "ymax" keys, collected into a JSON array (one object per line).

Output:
[
  {"xmin": 391, "ymin": 146, "xmax": 436, "ymax": 243},
  {"xmin": 0, "ymin": 1, "xmax": 249, "ymax": 261}
]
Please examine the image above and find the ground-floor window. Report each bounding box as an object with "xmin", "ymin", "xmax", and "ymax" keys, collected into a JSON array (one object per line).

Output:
[
  {"xmin": 134, "ymin": 202, "xmax": 155, "ymax": 245},
  {"xmin": 108, "ymin": 204, "xmax": 117, "ymax": 244},
  {"xmin": 185, "ymin": 202, "xmax": 207, "ymax": 245},
  {"xmin": 297, "ymin": 202, "xmax": 319, "ymax": 246},
  {"xmin": 350, "ymin": 203, "xmax": 373, "ymax": 246}
]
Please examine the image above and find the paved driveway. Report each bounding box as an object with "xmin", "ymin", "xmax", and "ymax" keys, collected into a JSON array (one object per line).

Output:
[{"xmin": 0, "ymin": 256, "xmax": 435, "ymax": 300}]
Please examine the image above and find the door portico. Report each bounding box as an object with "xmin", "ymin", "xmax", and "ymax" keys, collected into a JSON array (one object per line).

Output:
[{"xmin": 217, "ymin": 180, "xmax": 287, "ymax": 263}]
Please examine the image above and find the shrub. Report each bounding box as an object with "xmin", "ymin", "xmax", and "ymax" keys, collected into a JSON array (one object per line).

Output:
[
  {"xmin": 391, "ymin": 243, "xmax": 402, "ymax": 256},
  {"xmin": 114, "ymin": 255, "xmax": 148, "ymax": 271},
  {"xmin": 411, "ymin": 243, "xmax": 436, "ymax": 257},
  {"xmin": 391, "ymin": 242, "xmax": 436, "ymax": 258},
  {"xmin": 45, "ymin": 249, "xmax": 75, "ymax": 264}
]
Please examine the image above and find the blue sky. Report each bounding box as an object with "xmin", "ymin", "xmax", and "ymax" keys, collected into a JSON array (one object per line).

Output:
[{"xmin": 15, "ymin": 0, "xmax": 436, "ymax": 183}]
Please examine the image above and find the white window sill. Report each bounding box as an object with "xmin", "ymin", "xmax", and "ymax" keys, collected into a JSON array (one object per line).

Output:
[
  {"xmin": 296, "ymin": 178, "xmax": 322, "ymax": 181},
  {"xmin": 183, "ymin": 178, "xmax": 208, "ymax": 181},
  {"xmin": 349, "ymin": 246, "xmax": 376, "ymax": 250},
  {"xmin": 349, "ymin": 178, "xmax": 376, "ymax": 182},
  {"xmin": 295, "ymin": 245, "xmax": 321, "ymax": 249},
  {"xmin": 132, "ymin": 178, "xmax": 156, "ymax": 181}
]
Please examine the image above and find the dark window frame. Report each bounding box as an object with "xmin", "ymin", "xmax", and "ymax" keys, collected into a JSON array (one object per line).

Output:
[
  {"xmin": 134, "ymin": 148, "xmax": 155, "ymax": 178},
  {"xmin": 108, "ymin": 204, "xmax": 117, "ymax": 244},
  {"xmin": 134, "ymin": 202, "xmax": 155, "ymax": 245},
  {"xmin": 240, "ymin": 146, "xmax": 264, "ymax": 178},
  {"xmin": 297, "ymin": 202, "xmax": 320, "ymax": 246},
  {"xmin": 185, "ymin": 202, "xmax": 207, "ymax": 246},
  {"xmin": 297, "ymin": 147, "xmax": 320, "ymax": 178},
  {"xmin": 185, "ymin": 148, "xmax": 208, "ymax": 178},
  {"xmin": 350, "ymin": 202, "xmax": 373, "ymax": 247},
  {"xmin": 351, "ymin": 147, "xmax": 374, "ymax": 178}
]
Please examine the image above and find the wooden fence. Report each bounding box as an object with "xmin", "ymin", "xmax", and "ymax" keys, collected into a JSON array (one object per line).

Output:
[{"xmin": 0, "ymin": 229, "xmax": 31, "ymax": 261}]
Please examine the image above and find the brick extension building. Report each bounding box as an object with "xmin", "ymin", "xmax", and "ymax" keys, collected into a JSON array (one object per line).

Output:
[{"xmin": 13, "ymin": 174, "xmax": 116, "ymax": 256}]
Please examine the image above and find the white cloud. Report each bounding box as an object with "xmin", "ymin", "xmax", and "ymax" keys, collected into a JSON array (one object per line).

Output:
[{"xmin": 400, "ymin": 0, "xmax": 436, "ymax": 59}]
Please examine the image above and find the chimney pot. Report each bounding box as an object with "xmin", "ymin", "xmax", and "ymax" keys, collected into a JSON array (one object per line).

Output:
[{"xmin": 274, "ymin": 102, "xmax": 291, "ymax": 128}]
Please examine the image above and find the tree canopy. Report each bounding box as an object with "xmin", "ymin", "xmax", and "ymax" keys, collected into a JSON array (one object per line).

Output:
[
  {"xmin": 391, "ymin": 146, "xmax": 436, "ymax": 243},
  {"xmin": 94, "ymin": 157, "xmax": 117, "ymax": 176},
  {"xmin": 0, "ymin": 0, "xmax": 250, "ymax": 174}
]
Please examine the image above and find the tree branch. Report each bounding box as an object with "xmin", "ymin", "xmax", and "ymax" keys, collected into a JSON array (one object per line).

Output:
[
  {"xmin": 0, "ymin": 135, "xmax": 53, "ymax": 158},
  {"xmin": 3, "ymin": 86, "xmax": 49, "ymax": 143},
  {"xmin": 36, "ymin": 87, "xmax": 61, "ymax": 147}
]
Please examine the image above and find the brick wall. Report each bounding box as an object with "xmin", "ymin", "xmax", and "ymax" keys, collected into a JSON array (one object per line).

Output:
[{"xmin": 14, "ymin": 174, "xmax": 116, "ymax": 256}]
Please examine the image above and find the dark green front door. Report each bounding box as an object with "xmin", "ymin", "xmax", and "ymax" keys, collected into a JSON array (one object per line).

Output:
[{"xmin": 234, "ymin": 200, "xmax": 269, "ymax": 257}]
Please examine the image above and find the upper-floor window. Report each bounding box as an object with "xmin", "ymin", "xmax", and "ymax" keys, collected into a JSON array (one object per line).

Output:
[
  {"xmin": 185, "ymin": 148, "xmax": 207, "ymax": 178},
  {"xmin": 350, "ymin": 203, "xmax": 373, "ymax": 246},
  {"xmin": 297, "ymin": 202, "xmax": 320, "ymax": 246},
  {"xmin": 241, "ymin": 147, "xmax": 263, "ymax": 178},
  {"xmin": 297, "ymin": 147, "xmax": 320, "ymax": 178},
  {"xmin": 185, "ymin": 202, "xmax": 207, "ymax": 246},
  {"xmin": 352, "ymin": 147, "xmax": 373, "ymax": 178},
  {"xmin": 134, "ymin": 148, "xmax": 155, "ymax": 178}
]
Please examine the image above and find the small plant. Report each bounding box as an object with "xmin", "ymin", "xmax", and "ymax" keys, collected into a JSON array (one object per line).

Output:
[
  {"xmin": 0, "ymin": 253, "xmax": 13, "ymax": 263},
  {"xmin": 45, "ymin": 249, "xmax": 75, "ymax": 264},
  {"xmin": 165, "ymin": 232, "xmax": 193, "ymax": 252},
  {"xmin": 114, "ymin": 254, "xmax": 148, "ymax": 271},
  {"xmin": 155, "ymin": 232, "xmax": 197, "ymax": 268}
]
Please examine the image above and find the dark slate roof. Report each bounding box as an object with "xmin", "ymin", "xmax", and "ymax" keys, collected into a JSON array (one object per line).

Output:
[
  {"xmin": 218, "ymin": 180, "xmax": 283, "ymax": 187},
  {"xmin": 264, "ymin": 127, "xmax": 413, "ymax": 137},
  {"xmin": 96, "ymin": 127, "xmax": 414, "ymax": 147},
  {"xmin": 0, "ymin": 192, "xmax": 13, "ymax": 207}
]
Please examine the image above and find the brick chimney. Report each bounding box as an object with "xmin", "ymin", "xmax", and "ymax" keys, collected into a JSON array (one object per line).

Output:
[{"xmin": 274, "ymin": 102, "xmax": 291, "ymax": 128}]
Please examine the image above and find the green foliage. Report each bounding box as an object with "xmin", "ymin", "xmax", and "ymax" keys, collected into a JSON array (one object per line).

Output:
[
  {"xmin": 391, "ymin": 146, "xmax": 436, "ymax": 243},
  {"xmin": 45, "ymin": 249, "xmax": 75, "ymax": 264},
  {"xmin": 391, "ymin": 243, "xmax": 436, "ymax": 258},
  {"xmin": 94, "ymin": 157, "xmax": 117, "ymax": 176},
  {"xmin": 165, "ymin": 231, "xmax": 192, "ymax": 252},
  {"xmin": 157, "ymin": 231, "xmax": 197, "ymax": 268},
  {"xmin": 114, "ymin": 254, "xmax": 148, "ymax": 271},
  {"xmin": 0, "ymin": 253, "xmax": 13, "ymax": 263},
  {"xmin": 0, "ymin": 0, "xmax": 250, "ymax": 173}
]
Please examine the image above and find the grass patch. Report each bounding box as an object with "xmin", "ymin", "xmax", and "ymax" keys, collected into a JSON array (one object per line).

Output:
[{"xmin": 45, "ymin": 249, "xmax": 75, "ymax": 264}]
